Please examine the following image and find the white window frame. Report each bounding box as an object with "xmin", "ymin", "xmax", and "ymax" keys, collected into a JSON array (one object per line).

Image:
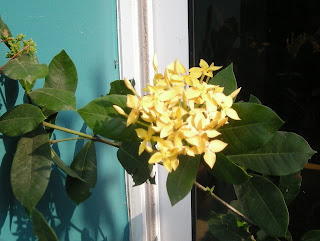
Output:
[{"xmin": 116, "ymin": 1, "xmax": 192, "ymax": 241}]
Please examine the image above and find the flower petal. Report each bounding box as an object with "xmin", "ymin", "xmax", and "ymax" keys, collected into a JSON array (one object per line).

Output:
[
  {"xmin": 148, "ymin": 152, "xmax": 163, "ymax": 164},
  {"xmin": 208, "ymin": 140, "xmax": 228, "ymax": 152}
]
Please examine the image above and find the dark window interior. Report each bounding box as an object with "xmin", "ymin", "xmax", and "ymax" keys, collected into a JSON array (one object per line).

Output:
[{"xmin": 189, "ymin": 0, "xmax": 320, "ymax": 240}]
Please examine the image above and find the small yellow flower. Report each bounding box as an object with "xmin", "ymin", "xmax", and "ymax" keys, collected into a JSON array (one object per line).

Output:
[
  {"xmin": 135, "ymin": 125, "xmax": 155, "ymax": 155},
  {"xmin": 118, "ymin": 57, "xmax": 240, "ymax": 172},
  {"xmin": 126, "ymin": 94, "xmax": 140, "ymax": 126},
  {"xmin": 189, "ymin": 59, "xmax": 222, "ymax": 79}
]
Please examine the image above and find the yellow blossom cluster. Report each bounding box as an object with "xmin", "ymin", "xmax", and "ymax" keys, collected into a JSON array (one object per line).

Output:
[{"xmin": 113, "ymin": 56, "xmax": 241, "ymax": 172}]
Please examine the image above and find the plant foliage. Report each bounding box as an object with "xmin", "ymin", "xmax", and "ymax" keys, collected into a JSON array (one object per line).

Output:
[{"xmin": 0, "ymin": 19, "xmax": 317, "ymax": 240}]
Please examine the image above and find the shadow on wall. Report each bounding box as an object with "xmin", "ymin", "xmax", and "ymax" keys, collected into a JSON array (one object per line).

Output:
[{"xmin": 0, "ymin": 75, "xmax": 129, "ymax": 241}]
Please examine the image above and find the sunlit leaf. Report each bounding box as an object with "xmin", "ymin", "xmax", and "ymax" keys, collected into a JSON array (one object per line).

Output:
[
  {"xmin": 209, "ymin": 63, "xmax": 237, "ymax": 95},
  {"xmin": 167, "ymin": 155, "xmax": 200, "ymax": 206},
  {"xmin": 234, "ymin": 175, "xmax": 289, "ymax": 237},
  {"xmin": 44, "ymin": 50, "xmax": 78, "ymax": 93},
  {"xmin": 65, "ymin": 141, "xmax": 97, "ymax": 205},
  {"xmin": 108, "ymin": 79, "xmax": 134, "ymax": 95},
  {"xmin": 228, "ymin": 132, "xmax": 316, "ymax": 176},
  {"xmin": 220, "ymin": 103, "xmax": 284, "ymax": 154},
  {"xmin": 3, "ymin": 55, "xmax": 48, "ymax": 84},
  {"xmin": 10, "ymin": 126, "xmax": 51, "ymax": 210},
  {"xmin": 0, "ymin": 104, "xmax": 45, "ymax": 137},
  {"xmin": 207, "ymin": 154, "xmax": 252, "ymax": 185},
  {"xmin": 78, "ymin": 94, "xmax": 139, "ymax": 142},
  {"xmin": 117, "ymin": 142, "xmax": 155, "ymax": 186},
  {"xmin": 29, "ymin": 88, "xmax": 76, "ymax": 111}
]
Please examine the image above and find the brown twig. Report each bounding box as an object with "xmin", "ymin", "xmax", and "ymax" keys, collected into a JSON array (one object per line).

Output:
[{"xmin": 193, "ymin": 181, "xmax": 256, "ymax": 226}]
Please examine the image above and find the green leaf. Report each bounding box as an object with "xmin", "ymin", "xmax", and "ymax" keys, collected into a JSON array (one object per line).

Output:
[
  {"xmin": 31, "ymin": 209, "xmax": 58, "ymax": 241},
  {"xmin": 234, "ymin": 175, "xmax": 289, "ymax": 237},
  {"xmin": 220, "ymin": 103, "xmax": 284, "ymax": 154},
  {"xmin": 207, "ymin": 154, "xmax": 252, "ymax": 185},
  {"xmin": 117, "ymin": 142, "xmax": 155, "ymax": 186},
  {"xmin": 0, "ymin": 16, "xmax": 12, "ymax": 39},
  {"xmin": 256, "ymin": 230, "xmax": 281, "ymax": 241},
  {"xmin": 108, "ymin": 79, "xmax": 134, "ymax": 95},
  {"xmin": 65, "ymin": 141, "xmax": 97, "ymax": 205},
  {"xmin": 10, "ymin": 126, "xmax": 51, "ymax": 210},
  {"xmin": 278, "ymin": 172, "xmax": 302, "ymax": 205},
  {"xmin": 209, "ymin": 63, "xmax": 237, "ymax": 95},
  {"xmin": 0, "ymin": 104, "xmax": 45, "ymax": 137},
  {"xmin": 248, "ymin": 94, "xmax": 262, "ymax": 104},
  {"xmin": 166, "ymin": 155, "xmax": 200, "ymax": 206},
  {"xmin": 3, "ymin": 55, "xmax": 48, "ymax": 84},
  {"xmin": 301, "ymin": 230, "xmax": 320, "ymax": 241},
  {"xmin": 78, "ymin": 94, "xmax": 139, "ymax": 142},
  {"xmin": 29, "ymin": 88, "xmax": 76, "ymax": 111},
  {"xmin": 51, "ymin": 149, "xmax": 85, "ymax": 182},
  {"xmin": 228, "ymin": 132, "xmax": 316, "ymax": 176},
  {"xmin": 208, "ymin": 212, "xmax": 252, "ymax": 241},
  {"xmin": 44, "ymin": 50, "xmax": 78, "ymax": 93}
]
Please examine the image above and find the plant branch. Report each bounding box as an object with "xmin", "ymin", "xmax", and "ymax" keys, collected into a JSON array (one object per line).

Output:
[
  {"xmin": 50, "ymin": 137, "xmax": 86, "ymax": 145},
  {"xmin": 193, "ymin": 181, "xmax": 256, "ymax": 226},
  {"xmin": 304, "ymin": 163, "xmax": 320, "ymax": 171},
  {"xmin": 0, "ymin": 37, "xmax": 14, "ymax": 44},
  {"xmin": 42, "ymin": 121, "xmax": 121, "ymax": 148}
]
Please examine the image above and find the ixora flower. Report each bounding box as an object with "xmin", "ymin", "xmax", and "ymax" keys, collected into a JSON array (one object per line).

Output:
[{"xmin": 114, "ymin": 57, "xmax": 241, "ymax": 172}]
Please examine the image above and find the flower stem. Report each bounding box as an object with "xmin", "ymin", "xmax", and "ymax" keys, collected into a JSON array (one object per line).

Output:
[
  {"xmin": 50, "ymin": 137, "xmax": 86, "ymax": 145},
  {"xmin": 42, "ymin": 121, "xmax": 121, "ymax": 148},
  {"xmin": 193, "ymin": 181, "xmax": 256, "ymax": 226}
]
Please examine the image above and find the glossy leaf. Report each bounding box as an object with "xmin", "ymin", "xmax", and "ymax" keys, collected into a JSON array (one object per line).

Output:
[
  {"xmin": 248, "ymin": 94, "xmax": 262, "ymax": 104},
  {"xmin": 10, "ymin": 126, "xmax": 51, "ymax": 210},
  {"xmin": 167, "ymin": 155, "xmax": 200, "ymax": 206},
  {"xmin": 301, "ymin": 230, "xmax": 320, "ymax": 241},
  {"xmin": 31, "ymin": 209, "xmax": 58, "ymax": 241},
  {"xmin": 51, "ymin": 149, "xmax": 85, "ymax": 182},
  {"xmin": 220, "ymin": 103, "xmax": 284, "ymax": 154},
  {"xmin": 117, "ymin": 142, "xmax": 155, "ymax": 186},
  {"xmin": 209, "ymin": 63, "xmax": 237, "ymax": 95},
  {"xmin": 78, "ymin": 94, "xmax": 139, "ymax": 142},
  {"xmin": 228, "ymin": 132, "xmax": 316, "ymax": 176},
  {"xmin": 208, "ymin": 212, "xmax": 252, "ymax": 241},
  {"xmin": 29, "ymin": 88, "xmax": 76, "ymax": 111},
  {"xmin": 278, "ymin": 172, "xmax": 302, "ymax": 205},
  {"xmin": 44, "ymin": 50, "xmax": 78, "ymax": 93},
  {"xmin": 0, "ymin": 104, "xmax": 45, "ymax": 137},
  {"xmin": 234, "ymin": 175, "xmax": 289, "ymax": 237},
  {"xmin": 207, "ymin": 154, "xmax": 252, "ymax": 185},
  {"xmin": 108, "ymin": 79, "xmax": 134, "ymax": 95},
  {"xmin": 66, "ymin": 141, "xmax": 97, "ymax": 205},
  {"xmin": 3, "ymin": 55, "xmax": 48, "ymax": 84}
]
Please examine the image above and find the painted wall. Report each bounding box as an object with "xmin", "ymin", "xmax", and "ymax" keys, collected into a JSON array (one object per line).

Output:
[{"xmin": 0, "ymin": 1, "xmax": 129, "ymax": 241}]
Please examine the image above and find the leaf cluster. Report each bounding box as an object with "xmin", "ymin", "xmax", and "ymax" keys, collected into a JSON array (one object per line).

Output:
[{"xmin": 0, "ymin": 17, "xmax": 318, "ymax": 241}]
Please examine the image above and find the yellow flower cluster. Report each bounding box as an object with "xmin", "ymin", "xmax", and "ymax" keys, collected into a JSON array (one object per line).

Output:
[{"xmin": 113, "ymin": 56, "xmax": 241, "ymax": 172}]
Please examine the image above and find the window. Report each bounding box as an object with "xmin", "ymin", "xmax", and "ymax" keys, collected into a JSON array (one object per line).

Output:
[{"xmin": 189, "ymin": 0, "xmax": 320, "ymax": 240}]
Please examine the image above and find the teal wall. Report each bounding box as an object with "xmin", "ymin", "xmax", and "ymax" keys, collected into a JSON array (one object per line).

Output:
[{"xmin": 0, "ymin": 1, "xmax": 129, "ymax": 241}]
